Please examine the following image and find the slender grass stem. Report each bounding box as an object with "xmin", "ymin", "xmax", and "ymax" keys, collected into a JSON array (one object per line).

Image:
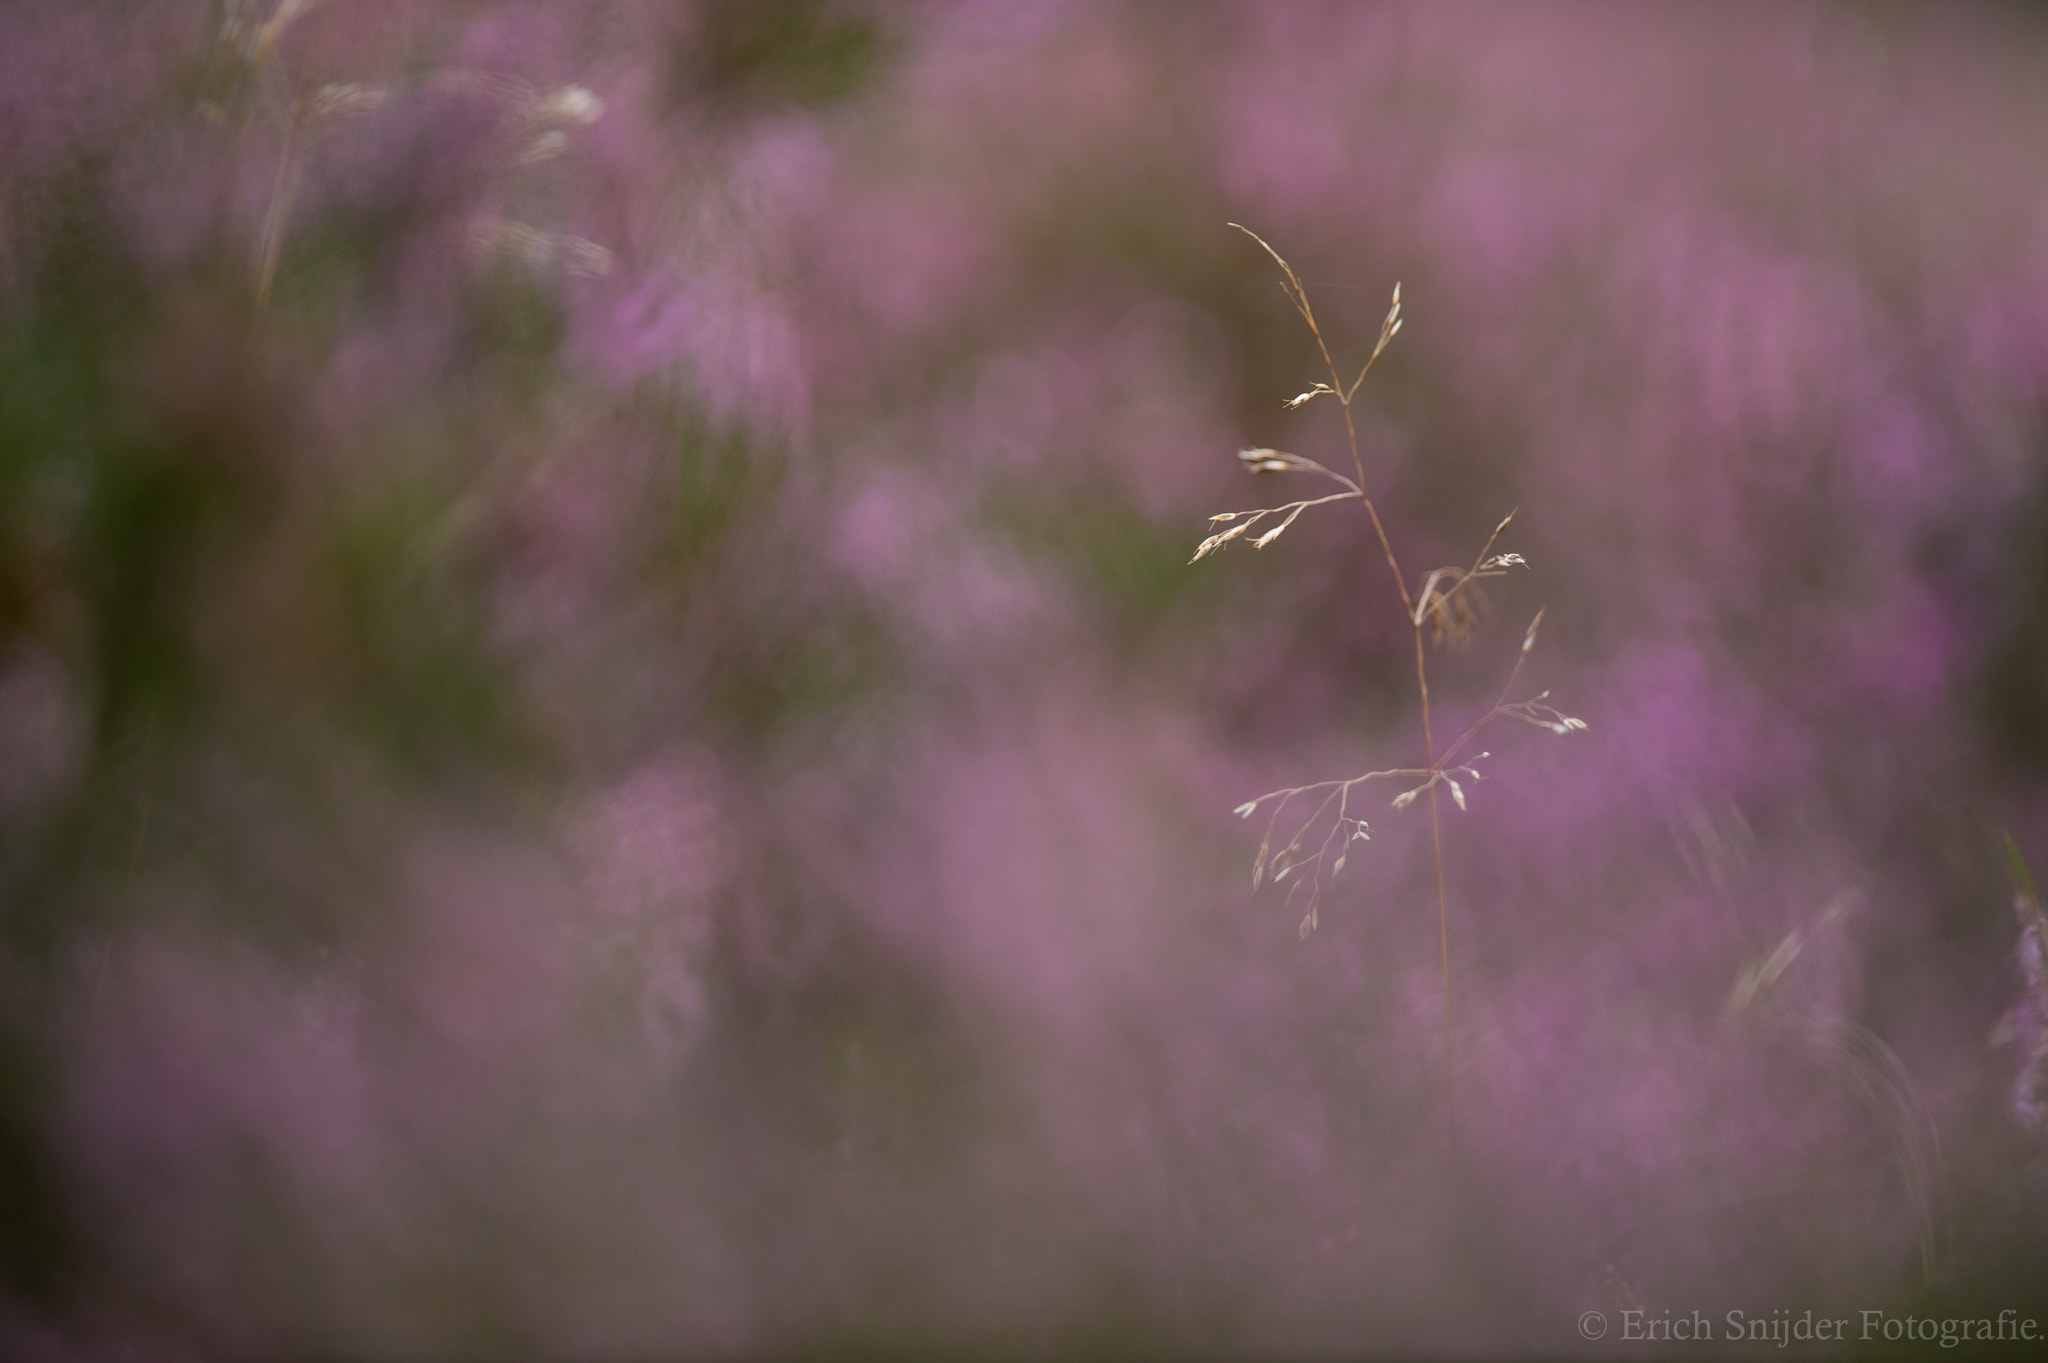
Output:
[
  {"xmin": 1205, "ymin": 227, "xmax": 1580, "ymax": 1134},
  {"xmin": 1230, "ymin": 221, "xmax": 1454, "ymax": 1118},
  {"xmin": 256, "ymin": 125, "xmax": 300, "ymax": 306}
]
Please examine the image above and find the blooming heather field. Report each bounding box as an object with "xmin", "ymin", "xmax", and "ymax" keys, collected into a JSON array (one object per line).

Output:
[{"xmin": 4, "ymin": 2, "xmax": 2048, "ymax": 1357}]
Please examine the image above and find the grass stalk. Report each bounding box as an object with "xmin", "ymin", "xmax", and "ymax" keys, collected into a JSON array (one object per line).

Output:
[{"xmin": 1202, "ymin": 226, "xmax": 1583, "ymax": 1125}]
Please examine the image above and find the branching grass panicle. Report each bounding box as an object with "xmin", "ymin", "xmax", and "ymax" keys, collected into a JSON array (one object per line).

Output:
[{"xmin": 1197, "ymin": 225, "xmax": 1584, "ymax": 1116}]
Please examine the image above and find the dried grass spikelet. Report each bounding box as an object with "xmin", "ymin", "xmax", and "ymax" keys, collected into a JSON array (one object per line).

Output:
[
  {"xmin": 1238, "ymin": 783, "xmax": 1377, "ymax": 937},
  {"xmin": 307, "ymin": 83, "xmax": 389, "ymax": 120},
  {"xmin": 218, "ymin": 0, "xmax": 318, "ymax": 63},
  {"xmin": 469, "ymin": 218, "xmax": 614, "ymax": 277},
  {"xmin": 221, "ymin": 1, "xmax": 614, "ymax": 308},
  {"xmin": 517, "ymin": 85, "xmax": 607, "ymax": 163},
  {"xmin": 1427, "ymin": 573, "xmax": 1487, "ymax": 649},
  {"xmin": 533, "ymin": 84, "xmax": 605, "ymax": 126},
  {"xmin": 1410, "ymin": 513, "xmax": 1527, "ymax": 651},
  {"xmin": 1239, "ymin": 447, "xmax": 1332, "ymax": 476},
  {"xmin": 1188, "ymin": 450, "xmax": 1362, "ymax": 562},
  {"xmin": 1495, "ymin": 690, "xmax": 1587, "ymax": 736},
  {"xmin": 1198, "ymin": 226, "xmax": 1583, "ymax": 1122}
]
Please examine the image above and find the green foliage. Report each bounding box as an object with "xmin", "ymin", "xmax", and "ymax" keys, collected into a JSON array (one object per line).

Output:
[
  {"xmin": 988, "ymin": 482, "xmax": 1214, "ymax": 627},
  {"xmin": 709, "ymin": 613, "xmax": 896, "ymax": 742},
  {"xmin": 324, "ymin": 474, "xmax": 527, "ymax": 778},
  {"xmin": 0, "ymin": 1028, "xmax": 78, "ymax": 1304},
  {"xmin": 663, "ymin": 419, "xmax": 777, "ymax": 573},
  {"xmin": 460, "ymin": 262, "xmax": 568, "ymax": 398},
  {"xmin": 679, "ymin": 0, "xmax": 889, "ymax": 114},
  {"xmin": 0, "ymin": 192, "xmax": 262, "ymax": 755}
]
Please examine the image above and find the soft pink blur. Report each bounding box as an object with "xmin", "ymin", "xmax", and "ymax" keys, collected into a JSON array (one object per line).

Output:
[{"xmin": 4, "ymin": 2, "xmax": 2047, "ymax": 1357}]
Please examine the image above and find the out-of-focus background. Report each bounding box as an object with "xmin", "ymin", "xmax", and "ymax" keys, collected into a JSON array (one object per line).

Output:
[{"xmin": 4, "ymin": 2, "xmax": 2048, "ymax": 1356}]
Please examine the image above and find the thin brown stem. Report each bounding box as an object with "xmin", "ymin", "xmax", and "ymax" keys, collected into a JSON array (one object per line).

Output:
[
  {"xmin": 1223, "ymin": 228, "xmax": 1470, "ymax": 1128},
  {"xmin": 1438, "ymin": 650, "xmax": 1528, "ymax": 769},
  {"xmin": 1413, "ymin": 614, "xmax": 1454, "ymax": 1125},
  {"xmin": 1431, "ymin": 784, "xmax": 1452, "ymax": 1122},
  {"xmin": 1418, "ymin": 508, "xmax": 1517, "ymax": 629},
  {"xmin": 1358, "ymin": 492, "xmax": 1415, "ymax": 620},
  {"xmin": 256, "ymin": 118, "xmax": 300, "ymax": 306}
]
